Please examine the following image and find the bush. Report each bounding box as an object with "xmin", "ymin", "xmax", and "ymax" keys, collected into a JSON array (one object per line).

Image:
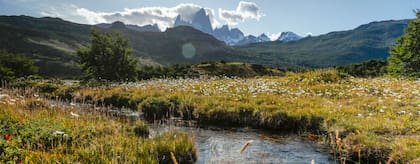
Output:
[
  {"xmin": 138, "ymin": 96, "xmax": 180, "ymax": 121},
  {"xmin": 290, "ymin": 69, "xmax": 349, "ymax": 85},
  {"xmin": 388, "ymin": 11, "xmax": 420, "ymax": 78},
  {"xmin": 130, "ymin": 122, "xmax": 149, "ymax": 137},
  {"xmin": 153, "ymin": 132, "xmax": 197, "ymax": 164},
  {"xmin": 102, "ymin": 93, "xmax": 138, "ymax": 109},
  {"xmin": 337, "ymin": 60, "xmax": 387, "ymax": 77},
  {"xmin": 0, "ymin": 49, "xmax": 38, "ymax": 81},
  {"xmin": 77, "ymin": 29, "xmax": 138, "ymax": 81}
]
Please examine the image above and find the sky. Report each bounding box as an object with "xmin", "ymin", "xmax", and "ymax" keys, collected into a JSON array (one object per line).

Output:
[{"xmin": 0, "ymin": 0, "xmax": 418, "ymax": 39}]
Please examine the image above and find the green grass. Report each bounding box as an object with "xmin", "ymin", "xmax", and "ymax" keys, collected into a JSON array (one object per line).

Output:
[
  {"xmin": 5, "ymin": 69, "xmax": 420, "ymax": 163},
  {"xmin": 36, "ymin": 69, "xmax": 419, "ymax": 163},
  {"xmin": 0, "ymin": 89, "xmax": 196, "ymax": 163}
]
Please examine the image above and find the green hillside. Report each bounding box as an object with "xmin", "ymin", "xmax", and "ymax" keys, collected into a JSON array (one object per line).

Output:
[
  {"xmin": 0, "ymin": 16, "xmax": 90, "ymax": 76},
  {"xmin": 103, "ymin": 22, "xmax": 246, "ymax": 65},
  {"xmin": 0, "ymin": 16, "xmax": 248, "ymax": 76},
  {"xmin": 0, "ymin": 16, "xmax": 410, "ymax": 76},
  {"xmin": 237, "ymin": 20, "xmax": 410, "ymax": 68}
]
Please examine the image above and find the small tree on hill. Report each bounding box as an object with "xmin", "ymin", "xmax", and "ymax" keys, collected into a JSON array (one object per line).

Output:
[
  {"xmin": 388, "ymin": 10, "xmax": 420, "ymax": 78},
  {"xmin": 0, "ymin": 50, "xmax": 38, "ymax": 81},
  {"xmin": 78, "ymin": 29, "xmax": 138, "ymax": 81}
]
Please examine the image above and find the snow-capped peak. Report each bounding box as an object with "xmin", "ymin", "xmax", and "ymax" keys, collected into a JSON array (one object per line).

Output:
[
  {"xmin": 257, "ymin": 33, "xmax": 271, "ymax": 42},
  {"xmin": 276, "ymin": 31, "xmax": 302, "ymax": 42}
]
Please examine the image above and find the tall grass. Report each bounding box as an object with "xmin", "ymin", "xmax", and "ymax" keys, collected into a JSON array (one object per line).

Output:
[
  {"xmin": 6, "ymin": 69, "xmax": 420, "ymax": 163},
  {"xmin": 0, "ymin": 88, "xmax": 196, "ymax": 163}
]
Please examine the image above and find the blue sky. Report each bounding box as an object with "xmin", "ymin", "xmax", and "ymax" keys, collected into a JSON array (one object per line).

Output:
[{"xmin": 0, "ymin": 0, "xmax": 418, "ymax": 38}]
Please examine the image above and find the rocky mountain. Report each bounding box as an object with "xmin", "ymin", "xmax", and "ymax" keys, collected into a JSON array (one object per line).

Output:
[
  {"xmin": 174, "ymin": 8, "xmax": 213, "ymax": 34},
  {"xmin": 0, "ymin": 15, "xmax": 410, "ymax": 76},
  {"xmin": 236, "ymin": 34, "xmax": 273, "ymax": 46},
  {"xmin": 173, "ymin": 8, "xmax": 277, "ymax": 45},
  {"xmin": 0, "ymin": 16, "xmax": 246, "ymax": 76},
  {"xmin": 276, "ymin": 32, "xmax": 302, "ymax": 42},
  {"xmin": 212, "ymin": 25, "xmax": 245, "ymax": 45},
  {"xmin": 258, "ymin": 33, "xmax": 271, "ymax": 42},
  {"xmin": 238, "ymin": 19, "xmax": 410, "ymax": 68},
  {"xmin": 96, "ymin": 21, "xmax": 160, "ymax": 32}
]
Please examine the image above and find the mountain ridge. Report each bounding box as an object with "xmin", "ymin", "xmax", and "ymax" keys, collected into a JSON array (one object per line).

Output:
[
  {"xmin": 0, "ymin": 15, "xmax": 411, "ymax": 76},
  {"xmin": 172, "ymin": 8, "xmax": 302, "ymax": 45},
  {"xmin": 237, "ymin": 19, "xmax": 410, "ymax": 68}
]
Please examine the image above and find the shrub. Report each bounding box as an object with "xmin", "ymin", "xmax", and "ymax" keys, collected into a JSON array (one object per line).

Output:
[
  {"xmin": 153, "ymin": 132, "xmax": 197, "ymax": 164},
  {"xmin": 130, "ymin": 122, "xmax": 149, "ymax": 137},
  {"xmin": 388, "ymin": 11, "xmax": 420, "ymax": 78},
  {"xmin": 77, "ymin": 29, "xmax": 138, "ymax": 81},
  {"xmin": 138, "ymin": 96, "xmax": 179, "ymax": 121},
  {"xmin": 337, "ymin": 60, "xmax": 387, "ymax": 77},
  {"xmin": 102, "ymin": 93, "xmax": 137, "ymax": 109},
  {"xmin": 0, "ymin": 49, "xmax": 38, "ymax": 81}
]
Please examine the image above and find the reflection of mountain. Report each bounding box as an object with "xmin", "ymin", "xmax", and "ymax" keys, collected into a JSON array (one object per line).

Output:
[{"xmin": 173, "ymin": 8, "xmax": 302, "ymax": 45}]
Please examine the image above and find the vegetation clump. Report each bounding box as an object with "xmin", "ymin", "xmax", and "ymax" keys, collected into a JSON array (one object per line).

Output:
[
  {"xmin": 48, "ymin": 69, "xmax": 419, "ymax": 163},
  {"xmin": 0, "ymin": 49, "xmax": 38, "ymax": 81},
  {"xmin": 139, "ymin": 96, "xmax": 180, "ymax": 121},
  {"xmin": 388, "ymin": 11, "xmax": 420, "ymax": 78},
  {"xmin": 77, "ymin": 29, "xmax": 139, "ymax": 82},
  {"xmin": 337, "ymin": 60, "xmax": 387, "ymax": 77},
  {"xmin": 0, "ymin": 89, "xmax": 197, "ymax": 163}
]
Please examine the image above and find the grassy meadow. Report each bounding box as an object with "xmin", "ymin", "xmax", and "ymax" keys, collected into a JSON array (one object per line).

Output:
[
  {"xmin": 1, "ymin": 69, "xmax": 420, "ymax": 163},
  {"xmin": 0, "ymin": 88, "xmax": 196, "ymax": 163}
]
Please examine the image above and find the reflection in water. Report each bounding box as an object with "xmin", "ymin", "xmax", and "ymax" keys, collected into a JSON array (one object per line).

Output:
[
  {"xmin": 149, "ymin": 124, "xmax": 333, "ymax": 164},
  {"xmin": 48, "ymin": 100, "xmax": 333, "ymax": 163}
]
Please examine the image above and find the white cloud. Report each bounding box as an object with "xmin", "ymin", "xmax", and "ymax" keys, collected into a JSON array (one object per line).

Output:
[
  {"xmin": 40, "ymin": 3, "xmax": 221, "ymax": 30},
  {"xmin": 219, "ymin": 1, "xmax": 264, "ymax": 25},
  {"xmin": 39, "ymin": 4, "xmax": 103, "ymax": 24},
  {"xmin": 267, "ymin": 32, "xmax": 282, "ymax": 41}
]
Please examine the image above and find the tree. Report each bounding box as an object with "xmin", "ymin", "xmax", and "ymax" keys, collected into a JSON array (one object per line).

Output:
[
  {"xmin": 77, "ymin": 29, "xmax": 139, "ymax": 81},
  {"xmin": 388, "ymin": 10, "xmax": 420, "ymax": 78},
  {"xmin": 0, "ymin": 50, "xmax": 38, "ymax": 81}
]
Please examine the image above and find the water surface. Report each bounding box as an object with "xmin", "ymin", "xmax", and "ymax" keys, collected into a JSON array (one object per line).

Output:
[{"xmin": 149, "ymin": 123, "xmax": 333, "ymax": 164}]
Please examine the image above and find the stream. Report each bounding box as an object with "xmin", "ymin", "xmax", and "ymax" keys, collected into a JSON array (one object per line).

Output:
[
  {"xmin": 51, "ymin": 101, "xmax": 334, "ymax": 163},
  {"xmin": 149, "ymin": 122, "xmax": 333, "ymax": 164}
]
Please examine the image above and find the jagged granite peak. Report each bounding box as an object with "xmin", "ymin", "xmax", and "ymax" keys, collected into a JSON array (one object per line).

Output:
[
  {"xmin": 213, "ymin": 25, "xmax": 245, "ymax": 45},
  {"xmin": 277, "ymin": 31, "xmax": 302, "ymax": 42},
  {"xmin": 191, "ymin": 8, "xmax": 213, "ymax": 34},
  {"xmin": 174, "ymin": 14, "xmax": 189, "ymax": 26},
  {"xmin": 174, "ymin": 8, "xmax": 213, "ymax": 34},
  {"xmin": 235, "ymin": 33, "xmax": 273, "ymax": 46},
  {"xmin": 236, "ymin": 35, "xmax": 259, "ymax": 46},
  {"xmin": 258, "ymin": 33, "xmax": 271, "ymax": 42}
]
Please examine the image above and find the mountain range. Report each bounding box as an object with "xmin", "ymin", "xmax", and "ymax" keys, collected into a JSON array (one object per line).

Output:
[
  {"xmin": 237, "ymin": 19, "xmax": 410, "ymax": 68},
  {"xmin": 0, "ymin": 15, "xmax": 410, "ymax": 76},
  {"xmin": 172, "ymin": 8, "xmax": 302, "ymax": 45}
]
